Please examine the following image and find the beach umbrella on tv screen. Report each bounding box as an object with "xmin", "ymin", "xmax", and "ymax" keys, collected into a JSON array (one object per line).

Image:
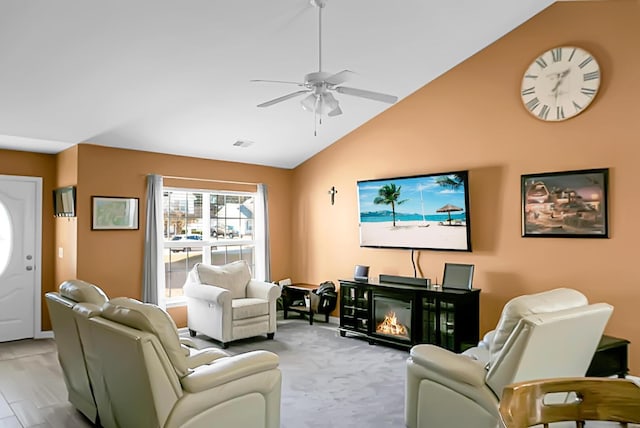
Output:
[{"xmin": 436, "ymin": 203, "xmax": 463, "ymax": 224}]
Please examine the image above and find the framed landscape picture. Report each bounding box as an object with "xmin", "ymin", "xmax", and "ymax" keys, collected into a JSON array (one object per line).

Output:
[
  {"xmin": 92, "ymin": 196, "xmax": 139, "ymax": 230},
  {"xmin": 521, "ymin": 168, "xmax": 608, "ymax": 238}
]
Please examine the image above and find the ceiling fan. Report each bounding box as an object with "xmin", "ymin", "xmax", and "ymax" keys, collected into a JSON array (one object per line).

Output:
[{"xmin": 252, "ymin": 0, "xmax": 398, "ymax": 119}]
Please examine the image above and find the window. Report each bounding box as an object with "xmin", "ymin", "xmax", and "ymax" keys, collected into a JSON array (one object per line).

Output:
[
  {"xmin": 163, "ymin": 188, "xmax": 257, "ymax": 304},
  {"xmin": 0, "ymin": 201, "xmax": 10, "ymax": 276}
]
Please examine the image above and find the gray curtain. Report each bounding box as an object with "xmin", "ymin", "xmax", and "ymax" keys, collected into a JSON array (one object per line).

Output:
[
  {"xmin": 256, "ymin": 183, "xmax": 271, "ymax": 282},
  {"xmin": 142, "ymin": 174, "xmax": 164, "ymax": 305}
]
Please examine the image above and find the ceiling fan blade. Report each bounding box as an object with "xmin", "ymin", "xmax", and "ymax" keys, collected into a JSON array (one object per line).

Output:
[
  {"xmin": 251, "ymin": 79, "xmax": 305, "ymax": 86},
  {"xmin": 335, "ymin": 86, "xmax": 398, "ymax": 104},
  {"xmin": 257, "ymin": 90, "xmax": 310, "ymax": 107},
  {"xmin": 324, "ymin": 70, "xmax": 353, "ymax": 86}
]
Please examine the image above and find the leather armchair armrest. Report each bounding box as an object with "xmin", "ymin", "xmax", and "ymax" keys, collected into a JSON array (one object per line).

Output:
[
  {"xmin": 186, "ymin": 348, "xmax": 230, "ymax": 369},
  {"xmin": 246, "ymin": 280, "xmax": 281, "ymax": 301},
  {"xmin": 181, "ymin": 350, "xmax": 279, "ymax": 393},
  {"xmin": 183, "ymin": 281, "xmax": 230, "ymax": 306},
  {"xmin": 179, "ymin": 337, "xmax": 197, "ymax": 349},
  {"xmin": 409, "ymin": 344, "xmax": 487, "ymax": 387},
  {"xmin": 179, "ymin": 338, "xmax": 204, "ymax": 357}
]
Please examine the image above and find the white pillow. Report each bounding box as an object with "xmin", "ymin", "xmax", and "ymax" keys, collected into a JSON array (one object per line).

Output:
[{"xmin": 196, "ymin": 261, "xmax": 251, "ymax": 300}]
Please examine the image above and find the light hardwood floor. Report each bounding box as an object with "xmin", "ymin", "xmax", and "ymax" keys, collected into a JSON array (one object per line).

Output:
[{"xmin": 0, "ymin": 339, "xmax": 92, "ymax": 428}]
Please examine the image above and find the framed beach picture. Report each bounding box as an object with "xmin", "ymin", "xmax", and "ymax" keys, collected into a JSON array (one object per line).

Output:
[
  {"xmin": 521, "ymin": 168, "xmax": 609, "ymax": 238},
  {"xmin": 356, "ymin": 171, "xmax": 472, "ymax": 251},
  {"xmin": 92, "ymin": 196, "xmax": 139, "ymax": 230}
]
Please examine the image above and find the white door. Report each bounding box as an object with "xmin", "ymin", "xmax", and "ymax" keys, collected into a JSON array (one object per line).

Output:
[{"xmin": 0, "ymin": 175, "xmax": 40, "ymax": 342}]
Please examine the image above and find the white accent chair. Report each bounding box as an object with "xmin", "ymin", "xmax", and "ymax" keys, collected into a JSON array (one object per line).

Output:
[
  {"xmin": 183, "ymin": 261, "xmax": 281, "ymax": 348},
  {"xmin": 44, "ymin": 279, "xmax": 109, "ymax": 424},
  {"xmin": 404, "ymin": 288, "xmax": 613, "ymax": 428},
  {"xmin": 76, "ymin": 297, "xmax": 282, "ymax": 428}
]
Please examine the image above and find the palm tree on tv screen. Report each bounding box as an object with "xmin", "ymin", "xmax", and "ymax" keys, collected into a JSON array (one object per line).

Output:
[
  {"xmin": 373, "ymin": 183, "xmax": 407, "ymax": 227},
  {"xmin": 436, "ymin": 174, "xmax": 464, "ymax": 190},
  {"xmin": 435, "ymin": 174, "xmax": 465, "ymax": 225}
]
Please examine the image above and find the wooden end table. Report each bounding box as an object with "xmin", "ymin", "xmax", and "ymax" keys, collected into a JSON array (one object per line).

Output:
[
  {"xmin": 282, "ymin": 283, "xmax": 317, "ymax": 325},
  {"xmin": 586, "ymin": 335, "xmax": 629, "ymax": 378}
]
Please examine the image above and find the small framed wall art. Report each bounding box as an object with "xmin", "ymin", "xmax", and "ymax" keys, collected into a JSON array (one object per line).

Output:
[
  {"xmin": 521, "ymin": 168, "xmax": 608, "ymax": 238},
  {"xmin": 92, "ymin": 196, "xmax": 139, "ymax": 230}
]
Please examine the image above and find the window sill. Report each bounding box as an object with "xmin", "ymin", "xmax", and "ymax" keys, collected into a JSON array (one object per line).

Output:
[{"xmin": 166, "ymin": 297, "xmax": 187, "ymax": 308}]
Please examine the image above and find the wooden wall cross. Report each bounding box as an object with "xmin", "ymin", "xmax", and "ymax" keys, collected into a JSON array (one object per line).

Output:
[{"xmin": 328, "ymin": 186, "xmax": 338, "ymax": 205}]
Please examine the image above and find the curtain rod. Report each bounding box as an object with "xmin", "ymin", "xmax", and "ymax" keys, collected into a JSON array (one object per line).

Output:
[{"xmin": 159, "ymin": 175, "xmax": 258, "ymax": 186}]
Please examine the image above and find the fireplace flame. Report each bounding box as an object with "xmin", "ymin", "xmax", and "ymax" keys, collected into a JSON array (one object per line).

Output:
[{"xmin": 376, "ymin": 311, "xmax": 408, "ymax": 336}]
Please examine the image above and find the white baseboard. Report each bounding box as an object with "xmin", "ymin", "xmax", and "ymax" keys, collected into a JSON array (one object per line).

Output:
[{"xmin": 36, "ymin": 330, "xmax": 54, "ymax": 339}]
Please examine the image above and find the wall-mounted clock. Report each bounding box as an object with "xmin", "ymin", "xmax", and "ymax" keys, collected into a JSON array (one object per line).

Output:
[{"xmin": 521, "ymin": 46, "xmax": 601, "ymax": 121}]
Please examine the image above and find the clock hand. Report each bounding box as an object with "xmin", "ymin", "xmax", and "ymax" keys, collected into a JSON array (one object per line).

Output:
[{"xmin": 551, "ymin": 68, "xmax": 571, "ymax": 93}]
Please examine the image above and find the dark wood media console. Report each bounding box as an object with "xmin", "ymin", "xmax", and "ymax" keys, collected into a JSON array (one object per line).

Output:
[{"xmin": 338, "ymin": 279, "xmax": 480, "ymax": 352}]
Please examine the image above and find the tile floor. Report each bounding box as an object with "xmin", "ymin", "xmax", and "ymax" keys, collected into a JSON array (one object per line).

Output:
[{"xmin": 0, "ymin": 339, "xmax": 92, "ymax": 428}]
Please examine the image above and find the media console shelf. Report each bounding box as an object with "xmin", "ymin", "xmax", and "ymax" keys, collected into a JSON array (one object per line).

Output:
[{"xmin": 338, "ymin": 279, "xmax": 480, "ymax": 352}]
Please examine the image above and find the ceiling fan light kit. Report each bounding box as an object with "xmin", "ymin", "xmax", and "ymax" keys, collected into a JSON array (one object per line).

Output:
[{"xmin": 252, "ymin": 0, "xmax": 397, "ymax": 124}]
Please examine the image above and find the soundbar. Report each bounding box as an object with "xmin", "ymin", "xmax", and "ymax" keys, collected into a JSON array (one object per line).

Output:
[{"xmin": 379, "ymin": 274, "xmax": 431, "ymax": 287}]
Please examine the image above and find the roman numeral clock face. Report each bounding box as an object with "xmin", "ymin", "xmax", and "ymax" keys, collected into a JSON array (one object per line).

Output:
[{"xmin": 521, "ymin": 46, "xmax": 601, "ymax": 121}]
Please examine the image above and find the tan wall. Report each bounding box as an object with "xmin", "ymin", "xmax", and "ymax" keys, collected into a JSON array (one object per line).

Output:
[
  {"xmin": 75, "ymin": 144, "xmax": 292, "ymax": 305},
  {"xmin": 54, "ymin": 146, "xmax": 78, "ymax": 288},
  {"xmin": 0, "ymin": 149, "xmax": 57, "ymax": 331},
  {"xmin": 290, "ymin": 0, "xmax": 640, "ymax": 373},
  {"xmin": 167, "ymin": 305, "xmax": 187, "ymax": 328}
]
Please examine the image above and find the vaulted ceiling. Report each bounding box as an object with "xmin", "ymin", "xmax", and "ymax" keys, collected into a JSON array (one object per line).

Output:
[{"xmin": 0, "ymin": 0, "xmax": 555, "ymax": 168}]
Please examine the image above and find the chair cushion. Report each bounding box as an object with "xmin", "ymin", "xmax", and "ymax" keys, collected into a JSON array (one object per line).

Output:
[
  {"xmin": 59, "ymin": 279, "xmax": 109, "ymax": 305},
  {"xmin": 101, "ymin": 297, "xmax": 189, "ymax": 377},
  {"xmin": 489, "ymin": 288, "xmax": 588, "ymax": 364},
  {"xmin": 232, "ymin": 298, "xmax": 269, "ymax": 320},
  {"xmin": 196, "ymin": 261, "xmax": 251, "ymax": 300}
]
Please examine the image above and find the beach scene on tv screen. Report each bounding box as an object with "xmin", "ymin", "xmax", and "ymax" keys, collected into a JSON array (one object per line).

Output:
[{"xmin": 358, "ymin": 173, "xmax": 470, "ymax": 250}]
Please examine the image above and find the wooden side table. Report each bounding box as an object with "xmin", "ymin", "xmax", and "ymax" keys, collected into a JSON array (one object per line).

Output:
[
  {"xmin": 282, "ymin": 283, "xmax": 316, "ymax": 325},
  {"xmin": 586, "ymin": 335, "xmax": 629, "ymax": 378}
]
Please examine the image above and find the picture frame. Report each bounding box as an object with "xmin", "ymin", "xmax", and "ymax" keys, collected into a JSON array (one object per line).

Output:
[
  {"xmin": 92, "ymin": 196, "xmax": 139, "ymax": 230},
  {"xmin": 521, "ymin": 168, "xmax": 608, "ymax": 238}
]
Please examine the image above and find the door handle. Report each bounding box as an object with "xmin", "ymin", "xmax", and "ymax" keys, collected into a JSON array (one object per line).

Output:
[{"xmin": 26, "ymin": 266, "xmax": 33, "ymax": 271}]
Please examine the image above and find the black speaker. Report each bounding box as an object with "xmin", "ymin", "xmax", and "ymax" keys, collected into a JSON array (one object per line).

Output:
[
  {"xmin": 378, "ymin": 274, "xmax": 430, "ymax": 287},
  {"xmin": 354, "ymin": 265, "xmax": 369, "ymax": 281}
]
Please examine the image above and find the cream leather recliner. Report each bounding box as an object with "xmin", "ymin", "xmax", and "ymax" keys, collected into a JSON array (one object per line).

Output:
[
  {"xmin": 183, "ymin": 261, "xmax": 281, "ymax": 348},
  {"xmin": 75, "ymin": 297, "xmax": 281, "ymax": 428},
  {"xmin": 404, "ymin": 288, "xmax": 613, "ymax": 428},
  {"xmin": 44, "ymin": 279, "xmax": 109, "ymax": 424}
]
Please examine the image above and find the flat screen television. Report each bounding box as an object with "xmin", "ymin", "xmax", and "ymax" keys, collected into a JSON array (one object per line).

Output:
[
  {"xmin": 357, "ymin": 170, "xmax": 472, "ymax": 251},
  {"xmin": 53, "ymin": 186, "xmax": 76, "ymax": 217}
]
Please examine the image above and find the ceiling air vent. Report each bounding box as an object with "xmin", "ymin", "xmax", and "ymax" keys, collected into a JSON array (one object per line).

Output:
[{"xmin": 233, "ymin": 140, "xmax": 254, "ymax": 148}]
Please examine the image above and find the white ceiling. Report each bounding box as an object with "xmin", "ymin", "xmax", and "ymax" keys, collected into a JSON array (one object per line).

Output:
[{"xmin": 0, "ymin": 0, "xmax": 555, "ymax": 169}]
